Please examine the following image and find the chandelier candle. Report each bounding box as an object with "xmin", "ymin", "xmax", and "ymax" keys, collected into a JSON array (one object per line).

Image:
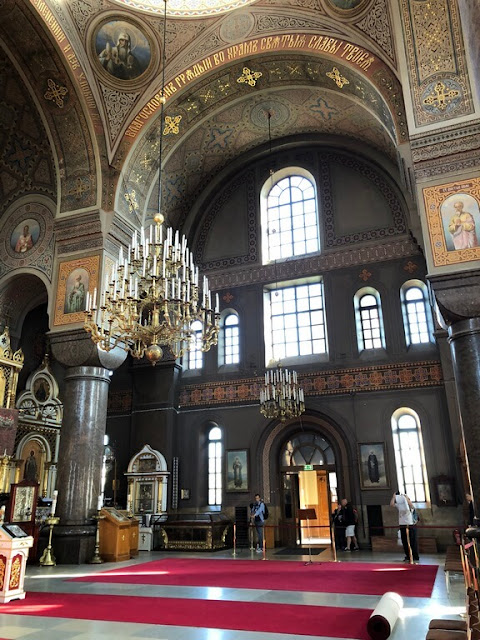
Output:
[
  {"xmin": 260, "ymin": 365, "xmax": 305, "ymax": 421},
  {"xmin": 84, "ymin": 214, "xmax": 220, "ymax": 365}
]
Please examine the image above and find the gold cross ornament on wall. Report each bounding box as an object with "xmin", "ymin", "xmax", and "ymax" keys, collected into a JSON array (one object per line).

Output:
[
  {"xmin": 44, "ymin": 78, "xmax": 68, "ymax": 108},
  {"xmin": 163, "ymin": 115, "xmax": 182, "ymax": 135},
  {"xmin": 423, "ymin": 81, "xmax": 460, "ymax": 111},
  {"xmin": 326, "ymin": 67, "xmax": 349, "ymax": 89},
  {"xmin": 237, "ymin": 67, "xmax": 263, "ymax": 87}
]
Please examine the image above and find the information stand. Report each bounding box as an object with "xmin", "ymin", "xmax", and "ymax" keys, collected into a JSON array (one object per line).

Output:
[
  {"xmin": 0, "ymin": 523, "xmax": 33, "ymax": 603},
  {"xmin": 298, "ymin": 508, "xmax": 317, "ymax": 565}
]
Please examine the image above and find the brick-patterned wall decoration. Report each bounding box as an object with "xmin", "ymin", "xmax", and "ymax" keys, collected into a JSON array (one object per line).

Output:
[{"xmin": 178, "ymin": 360, "xmax": 443, "ymax": 407}]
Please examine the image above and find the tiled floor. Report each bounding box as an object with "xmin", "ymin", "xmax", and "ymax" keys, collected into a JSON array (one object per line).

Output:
[{"xmin": 0, "ymin": 548, "xmax": 467, "ymax": 640}]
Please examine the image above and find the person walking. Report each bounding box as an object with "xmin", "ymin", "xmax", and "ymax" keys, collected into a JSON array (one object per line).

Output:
[
  {"xmin": 390, "ymin": 491, "xmax": 419, "ymax": 563},
  {"xmin": 341, "ymin": 498, "xmax": 359, "ymax": 551},
  {"xmin": 250, "ymin": 493, "xmax": 266, "ymax": 553}
]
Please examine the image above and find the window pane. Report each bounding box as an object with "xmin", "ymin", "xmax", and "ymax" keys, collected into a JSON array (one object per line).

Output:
[
  {"xmin": 391, "ymin": 410, "xmax": 428, "ymax": 503},
  {"xmin": 266, "ymin": 281, "xmax": 328, "ymax": 361},
  {"xmin": 266, "ymin": 174, "xmax": 319, "ymax": 261},
  {"xmin": 208, "ymin": 427, "xmax": 222, "ymax": 506}
]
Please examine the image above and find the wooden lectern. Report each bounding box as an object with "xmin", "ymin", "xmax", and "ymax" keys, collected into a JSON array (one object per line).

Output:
[
  {"xmin": 298, "ymin": 508, "xmax": 317, "ymax": 565},
  {"xmin": 99, "ymin": 508, "xmax": 131, "ymax": 562}
]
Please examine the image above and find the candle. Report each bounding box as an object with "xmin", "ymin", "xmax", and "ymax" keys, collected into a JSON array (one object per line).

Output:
[
  {"xmin": 97, "ymin": 495, "xmax": 103, "ymax": 512},
  {"xmin": 51, "ymin": 489, "xmax": 58, "ymax": 516}
]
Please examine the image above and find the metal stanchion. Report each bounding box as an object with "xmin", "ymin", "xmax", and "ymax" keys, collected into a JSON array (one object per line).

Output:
[
  {"xmin": 89, "ymin": 511, "xmax": 105, "ymax": 564},
  {"xmin": 232, "ymin": 522, "xmax": 237, "ymax": 557},
  {"xmin": 39, "ymin": 516, "xmax": 60, "ymax": 566},
  {"xmin": 330, "ymin": 520, "xmax": 338, "ymax": 562},
  {"xmin": 262, "ymin": 528, "xmax": 267, "ymax": 560},
  {"xmin": 249, "ymin": 523, "xmax": 254, "ymax": 551},
  {"xmin": 406, "ymin": 526, "xmax": 413, "ymax": 564}
]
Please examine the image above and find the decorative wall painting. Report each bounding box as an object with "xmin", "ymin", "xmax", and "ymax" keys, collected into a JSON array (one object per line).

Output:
[
  {"xmin": 423, "ymin": 177, "xmax": 480, "ymax": 267},
  {"xmin": 53, "ymin": 255, "xmax": 100, "ymax": 326},
  {"xmin": 95, "ymin": 19, "xmax": 151, "ymax": 82},
  {"xmin": 10, "ymin": 219, "xmax": 40, "ymax": 254}
]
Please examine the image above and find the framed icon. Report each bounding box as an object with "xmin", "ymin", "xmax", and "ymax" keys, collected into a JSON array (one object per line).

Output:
[
  {"xmin": 226, "ymin": 449, "xmax": 249, "ymax": 492},
  {"xmin": 358, "ymin": 442, "xmax": 389, "ymax": 489},
  {"xmin": 5, "ymin": 481, "xmax": 39, "ymax": 524}
]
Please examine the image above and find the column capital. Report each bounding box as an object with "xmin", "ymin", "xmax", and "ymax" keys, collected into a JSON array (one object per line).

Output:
[
  {"xmin": 428, "ymin": 270, "xmax": 480, "ymax": 327},
  {"xmin": 48, "ymin": 328, "xmax": 127, "ymax": 370}
]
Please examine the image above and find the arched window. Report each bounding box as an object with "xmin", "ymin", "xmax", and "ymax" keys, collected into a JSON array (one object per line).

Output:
[
  {"xmin": 401, "ymin": 281, "xmax": 433, "ymax": 345},
  {"xmin": 280, "ymin": 432, "xmax": 335, "ymax": 468},
  {"xmin": 261, "ymin": 168, "xmax": 319, "ymax": 263},
  {"xmin": 221, "ymin": 313, "xmax": 240, "ymax": 365},
  {"xmin": 208, "ymin": 425, "xmax": 222, "ymax": 506},
  {"xmin": 354, "ymin": 288, "xmax": 385, "ymax": 351},
  {"xmin": 185, "ymin": 320, "xmax": 203, "ymax": 370},
  {"xmin": 391, "ymin": 408, "xmax": 429, "ymax": 503}
]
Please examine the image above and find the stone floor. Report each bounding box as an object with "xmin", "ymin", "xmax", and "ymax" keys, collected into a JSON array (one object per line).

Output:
[{"xmin": 0, "ymin": 547, "xmax": 467, "ymax": 640}]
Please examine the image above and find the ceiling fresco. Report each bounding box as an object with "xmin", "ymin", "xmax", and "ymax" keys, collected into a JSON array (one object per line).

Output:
[
  {"xmin": 119, "ymin": 52, "xmax": 400, "ymax": 226},
  {"xmin": 0, "ymin": 0, "xmax": 474, "ymax": 235}
]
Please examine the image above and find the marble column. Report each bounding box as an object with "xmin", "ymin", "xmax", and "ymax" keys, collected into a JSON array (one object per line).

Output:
[
  {"xmin": 49, "ymin": 329, "xmax": 127, "ymax": 563},
  {"xmin": 429, "ymin": 271, "xmax": 480, "ymax": 514},
  {"xmin": 447, "ymin": 318, "xmax": 480, "ymax": 509}
]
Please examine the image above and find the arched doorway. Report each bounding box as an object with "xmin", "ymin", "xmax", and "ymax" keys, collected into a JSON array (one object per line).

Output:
[{"xmin": 279, "ymin": 431, "xmax": 337, "ymax": 548}]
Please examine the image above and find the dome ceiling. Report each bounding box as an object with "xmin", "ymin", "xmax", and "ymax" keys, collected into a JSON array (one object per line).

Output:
[{"xmin": 111, "ymin": 0, "xmax": 256, "ymax": 17}]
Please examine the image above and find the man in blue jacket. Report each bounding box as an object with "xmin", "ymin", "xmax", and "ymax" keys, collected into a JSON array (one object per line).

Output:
[{"xmin": 250, "ymin": 493, "xmax": 265, "ymax": 553}]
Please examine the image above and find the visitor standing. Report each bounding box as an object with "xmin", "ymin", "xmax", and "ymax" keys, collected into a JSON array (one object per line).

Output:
[
  {"xmin": 390, "ymin": 491, "xmax": 419, "ymax": 563},
  {"xmin": 250, "ymin": 493, "xmax": 265, "ymax": 553}
]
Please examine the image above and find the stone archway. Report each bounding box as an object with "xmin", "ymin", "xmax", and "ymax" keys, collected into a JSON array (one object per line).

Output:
[{"xmin": 260, "ymin": 412, "xmax": 353, "ymax": 504}]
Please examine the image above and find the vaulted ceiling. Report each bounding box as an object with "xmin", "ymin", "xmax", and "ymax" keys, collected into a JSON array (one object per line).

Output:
[{"xmin": 0, "ymin": 0, "xmax": 406, "ymax": 227}]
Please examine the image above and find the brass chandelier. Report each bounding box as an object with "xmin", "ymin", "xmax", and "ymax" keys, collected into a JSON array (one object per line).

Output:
[
  {"xmin": 260, "ymin": 366, "xmax": 305, "ymax": 422},
  {"xmin": 84, "ymin": 0, "xmax": 220, "ymax": 365}
]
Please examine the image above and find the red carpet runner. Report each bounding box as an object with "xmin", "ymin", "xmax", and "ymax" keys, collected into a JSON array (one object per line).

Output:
[
  {"xmin": 73, "ymin": 558, "xmax": 438, "ymax": 598},
  {"xmin": 2, "ymin": 592, "xmax": 373, "ymax": 639}
]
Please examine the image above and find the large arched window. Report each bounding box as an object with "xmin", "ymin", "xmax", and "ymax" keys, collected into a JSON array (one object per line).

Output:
[
  {"xmin": 391, "ymin": 408, "xmax": 429, "ymax": 503},
  {"xmin": 219, "ymin": 312, "xmax": 240, "ymax": 365},
  {"xmin": 354, "ymin": 288, "xmax": 385, "ymax": 351},
  {"xmin": 208, "ymin": 425, "xmax": 222, "ymax": 506},
  {"xmin": 401, "ymin": 280, "xmax": 433, "ymax": 346},
  {"xmin": 261, "ymin": 168, "xmax": 319, "ymax": 264}
]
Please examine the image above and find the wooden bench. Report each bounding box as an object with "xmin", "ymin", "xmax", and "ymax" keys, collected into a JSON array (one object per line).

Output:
[
  {"xmin": 444, "ymin": 545, "xmax": 464, "ymax": 594},
  {"xmin": 426, "ymin": 586, "xmax": 479, "ymax": 640}
]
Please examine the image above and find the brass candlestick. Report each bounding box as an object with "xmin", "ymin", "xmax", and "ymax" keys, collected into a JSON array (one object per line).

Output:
[
  {"xmin": 89, "ymin": 511, "xmax": 105, "ymax": 564},
  {"xmin": 39, "ymin": 516, "xmax": 60, "ymax": 566}
]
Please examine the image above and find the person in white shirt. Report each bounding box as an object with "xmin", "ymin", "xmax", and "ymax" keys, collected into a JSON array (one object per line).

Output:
[{"xmin": 390, "ymin": 491, "xmax": 419, "ymax": 563}]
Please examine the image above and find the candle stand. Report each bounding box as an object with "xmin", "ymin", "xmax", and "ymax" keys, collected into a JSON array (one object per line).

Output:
[
  {"xmin": 89, "ymin": 511, "xmax": 105, "ymax": 564},
  {"xmin": 39, "ymin": 516, "xmax": 60, "ymax": 566}
]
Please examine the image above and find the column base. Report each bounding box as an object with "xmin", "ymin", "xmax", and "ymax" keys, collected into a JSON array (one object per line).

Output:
[{"xmin": 38, "ymin": 523, "xmax": 97, "ymax": 565}]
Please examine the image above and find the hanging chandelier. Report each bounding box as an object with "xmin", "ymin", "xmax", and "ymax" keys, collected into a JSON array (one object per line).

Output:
[
  {"xmin": 260, "ymin": 366, "xmax": 305, "ymax": 422},
  {"xmin": 84, "ymin": 0, "xmax": 220, "ymax": 365}
]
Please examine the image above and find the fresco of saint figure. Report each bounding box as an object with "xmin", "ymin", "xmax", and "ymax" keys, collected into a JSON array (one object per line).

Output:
[{"xmin": 96, "ymin": 21, "xmax": 151, "ymax": 81}]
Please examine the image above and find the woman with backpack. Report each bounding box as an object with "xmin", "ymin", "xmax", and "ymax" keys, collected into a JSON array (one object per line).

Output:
[{"xmin": 250, "ymin": 493, "xmax": 267, "ymax": 553}]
